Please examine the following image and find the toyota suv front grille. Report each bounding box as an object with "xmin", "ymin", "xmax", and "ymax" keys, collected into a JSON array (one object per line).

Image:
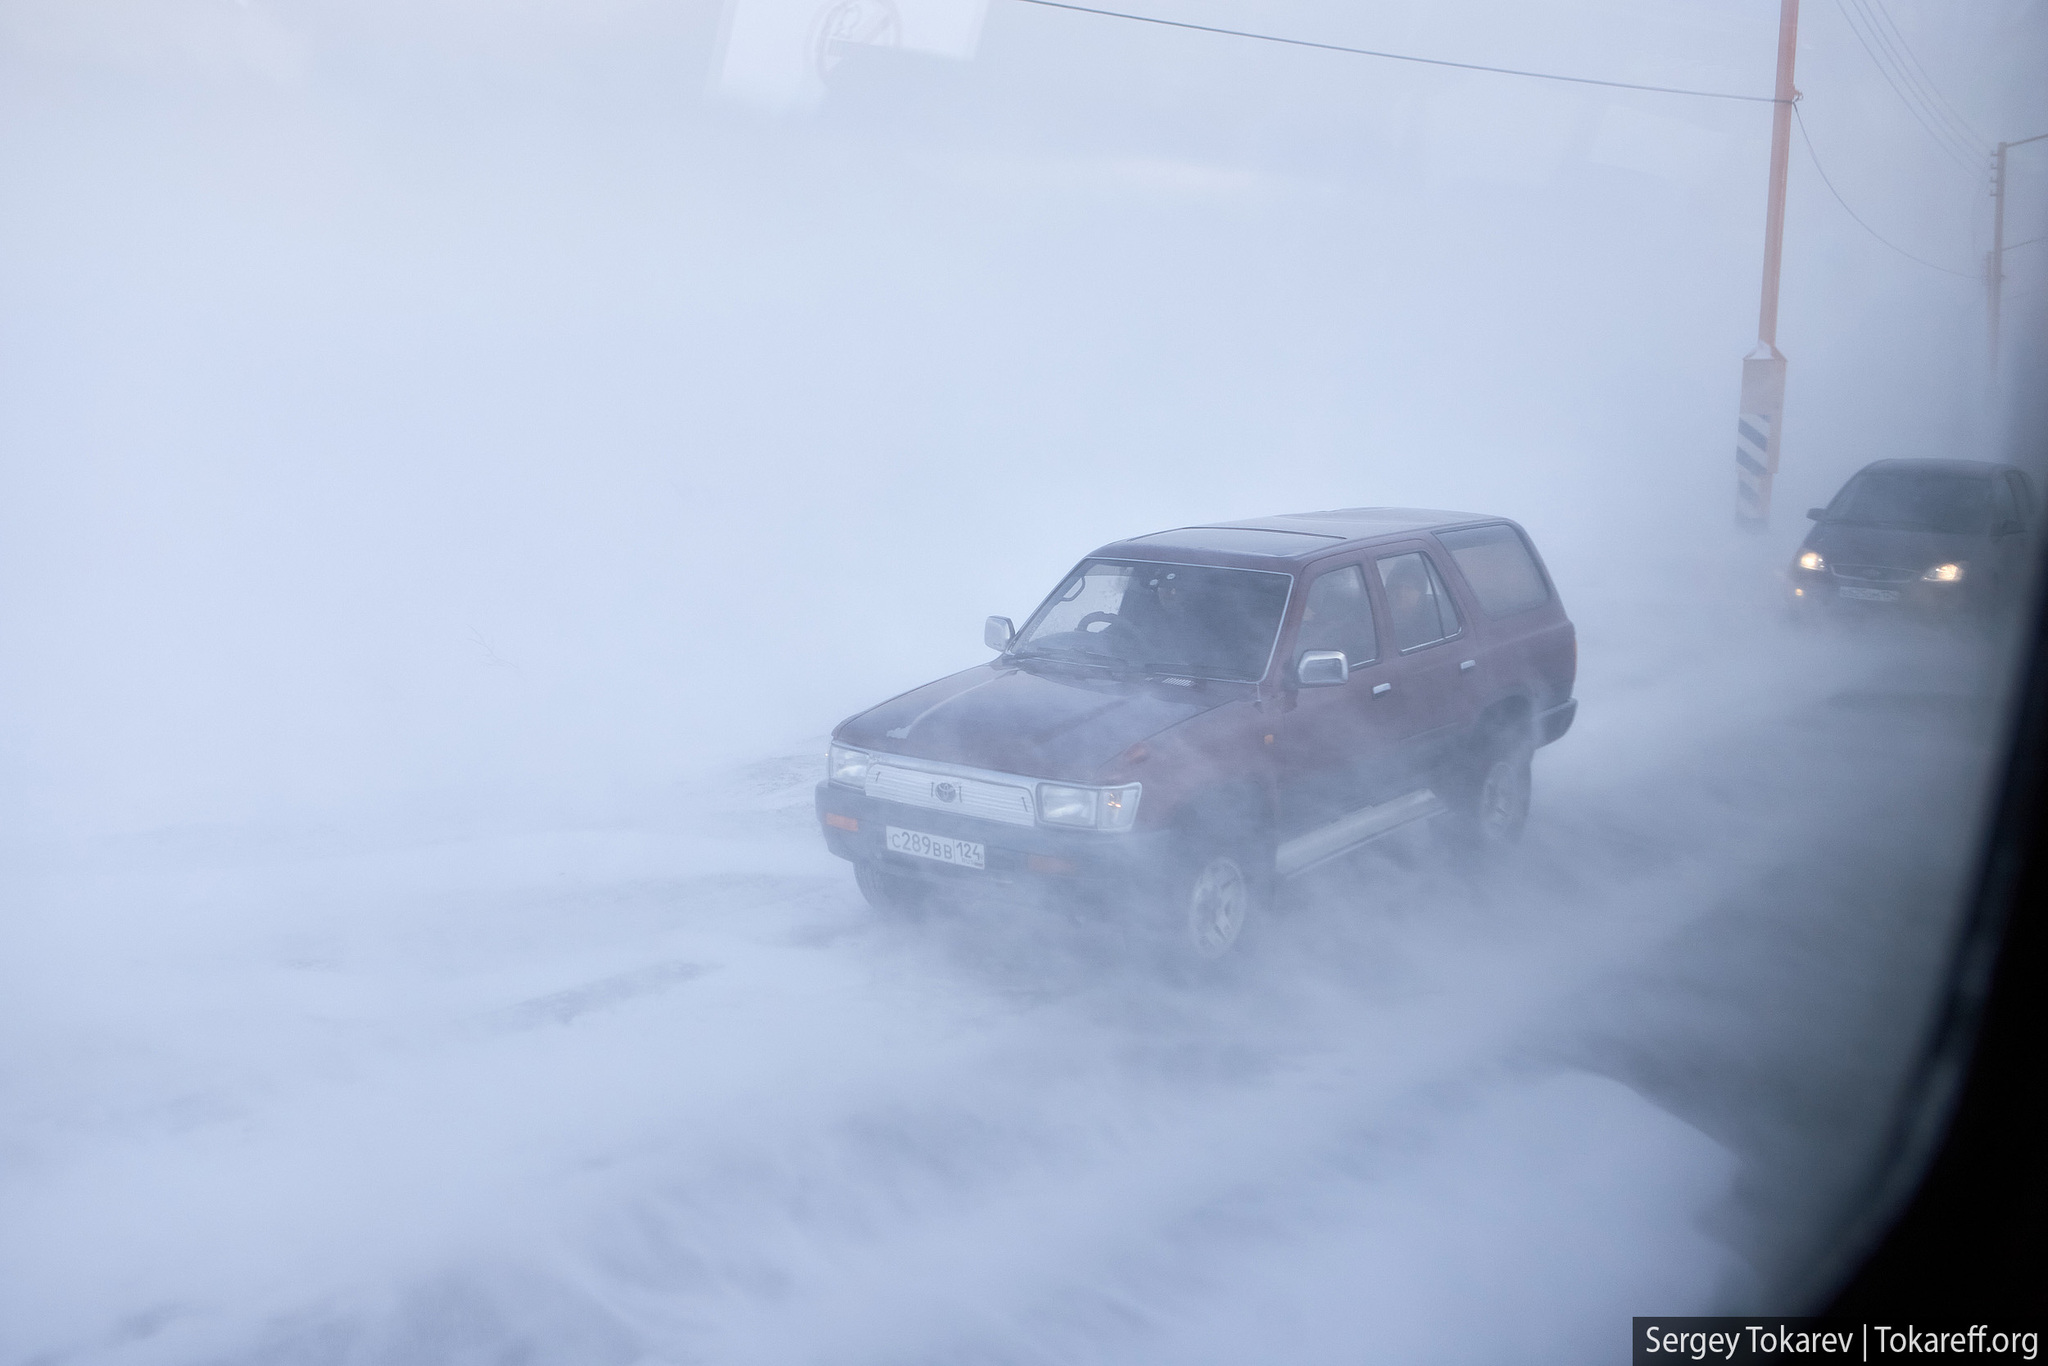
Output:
[{"xmin": 865, "ymin": 762, "xmax": 1037, "ymax": 827}]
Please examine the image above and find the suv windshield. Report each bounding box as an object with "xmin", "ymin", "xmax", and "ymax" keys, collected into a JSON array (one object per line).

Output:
[
  {"xmin": 1012, "ymin": 560, "xmax": 1292, "ymax": 682},
  {"xmin": 1826, "ymin": 471, "xmax": 1994, "ymax": 534}
]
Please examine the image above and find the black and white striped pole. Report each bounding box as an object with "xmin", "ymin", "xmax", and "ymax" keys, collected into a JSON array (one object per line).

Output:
[
  {"xmin": 1989, "ymin": 141, "xmax": 2008, "ymax": 386},
  {"xmin": 1736, "ymin": 0, "xmax": 1799, "ymax": 530}
]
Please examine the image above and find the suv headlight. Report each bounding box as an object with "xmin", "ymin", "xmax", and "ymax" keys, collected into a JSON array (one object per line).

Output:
[
  {"xmin": 1923, "ymin": 562, "xmax": 1966, "ymax": 583},
  {"xmin": 1797, "ymin": 551, "xmax": 1824, "ymax": 571},
  {"xmin": 1036, "ymin": 783, "xmax": 1142, "ymax": 832},
  {"xmin": 828, "ymin": 743, "xmax": 871, "ymax": 787}
]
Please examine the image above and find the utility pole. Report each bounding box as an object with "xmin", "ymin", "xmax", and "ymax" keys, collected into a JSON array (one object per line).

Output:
[
  {"xmin": 1989, "ymin": 133, "xmax": 2048, "ymax": 384},
  {"xmin": 1989, "ymin": 141, "xmax": 2007, "ymax": 383},
  {"xmin": 1735, "ymin": 0, "xmax": 1799, "ymax": 530}
]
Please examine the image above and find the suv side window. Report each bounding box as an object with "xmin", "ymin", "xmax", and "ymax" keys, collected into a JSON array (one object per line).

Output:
[
  {"xmin": 1299, "ymin": 564, "xmax": 1378, "ymax": 668},
  {"xmin": 1376, "ymin": 551, "xmax": 1461, "ymax": 652},
  {"xmin": 1436, "ymin": 523, "xmax": 1550, "ymax": 617}
]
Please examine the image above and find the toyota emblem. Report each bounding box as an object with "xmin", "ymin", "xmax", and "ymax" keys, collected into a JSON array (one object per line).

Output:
[{"xmin": 934, "ymin": 781, "xmax": 958, "ymax": 803}]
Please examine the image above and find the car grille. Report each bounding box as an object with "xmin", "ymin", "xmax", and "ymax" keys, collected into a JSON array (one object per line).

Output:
[
  {"xmin": 865, "ymin": 763, "xmax": 1037, "ymax": 827},
  {"xmin": 1832, "ymin": 563, "xmax": 1917, "ymax": 584}
]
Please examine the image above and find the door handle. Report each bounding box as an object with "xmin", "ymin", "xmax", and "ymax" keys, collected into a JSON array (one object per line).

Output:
[
  {"xmin": 1372, "ymin": 682, "xmax": 1392, "ymax": 695},
  {"xmin": 1459, "ymin": 659, "xmax": 1476, "ymax": 671}
]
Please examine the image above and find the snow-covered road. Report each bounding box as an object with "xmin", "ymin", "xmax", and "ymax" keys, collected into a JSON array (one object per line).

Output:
[{"xmin": 0, "ymin": 585, "xmax": 2009, "ymax": 1366}]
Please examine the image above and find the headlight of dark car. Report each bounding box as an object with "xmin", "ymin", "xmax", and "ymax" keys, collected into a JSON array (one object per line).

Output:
[{"xmin": 829, "ymin": 743, "xmax": 871, "ymax": 786}]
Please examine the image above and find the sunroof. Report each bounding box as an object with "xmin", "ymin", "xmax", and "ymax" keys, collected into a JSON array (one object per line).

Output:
[{"xmin": 1123, "ymin": 526, "xmax": 1346, "ymax": 555}]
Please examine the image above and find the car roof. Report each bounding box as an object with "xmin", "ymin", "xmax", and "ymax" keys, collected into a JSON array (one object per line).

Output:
[
  {"xmin": 1857, "ymin": 458, "xmax": 2018, "ymax": 478},
  {"xmin": 1097, "ymin": 507, "xmax": 1506, "ymax": 565}
]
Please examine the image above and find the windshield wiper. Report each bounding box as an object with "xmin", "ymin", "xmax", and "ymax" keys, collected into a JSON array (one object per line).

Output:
[
  {"xmin": 1012, "ymin": 646, "xmax": 1230, "ymax": 685},
  {"xmin": 1010, "ymin": 648, "xmax": 1113, "ymax": 674}
]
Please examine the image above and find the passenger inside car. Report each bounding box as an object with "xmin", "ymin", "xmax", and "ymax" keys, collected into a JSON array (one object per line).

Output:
[{"xmin": 1377, "ymin": 552, "xmax": 1459, "ymax": 650}]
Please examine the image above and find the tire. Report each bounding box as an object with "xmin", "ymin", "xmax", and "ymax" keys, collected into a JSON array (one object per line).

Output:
[
  {"xmin": 854, "ymin": 860, "xmax": 928, "ymax": 917},
  {"xmin": 1165, "ymin": 826, "xmax": 1273, "ymax": 960},
  {"xmin": 1447, "ymin": 726, "xmax": 1533, "ymax": 857},
  {"xmin": 1473, "ymin": 743, "xmax": 1532, "ymax": 844},
  {"xmin": 1182, "ymin": 853, "xmax": 1254, "ymax": 957}
]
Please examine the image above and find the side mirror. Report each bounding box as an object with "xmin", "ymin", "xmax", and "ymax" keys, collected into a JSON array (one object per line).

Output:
[
  {"xmin": 985, "ymin": 616, "xmax": 1015, "ymax": 652},
  {"xmin": 1296, "ymin": 650, "xmax": 1349, "ymax": 687},
  {"xmin": 1806, "ymin": 508, "xmax": 1825, "ymax": 522}
]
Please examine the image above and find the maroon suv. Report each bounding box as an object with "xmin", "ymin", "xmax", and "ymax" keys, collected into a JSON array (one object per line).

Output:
[{"xmin": 816, "ymin": 508, "xmax": 1577, "ymax": 956}]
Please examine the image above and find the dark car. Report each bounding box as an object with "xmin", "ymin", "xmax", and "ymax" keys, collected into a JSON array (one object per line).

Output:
[
  {"xmin": 816, "ymin": 509, "xmax": 1578, "ymax": 957},
  {"xmin": 1789, "ymin": 459, "xmax": 2036, "ymax": 619}
]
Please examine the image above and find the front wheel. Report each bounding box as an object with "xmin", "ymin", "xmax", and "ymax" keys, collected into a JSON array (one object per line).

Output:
[
  {"xmin": 1183, "ymin": 854, "xmax": 1253, "ymax": 957},
  {"xmin": 854, "ymin": 860, "xmax": 928, "ymax": 917},
  {"xmin": 1164, "ymin": 834, "xmax": 1273, "ymax": 960}
]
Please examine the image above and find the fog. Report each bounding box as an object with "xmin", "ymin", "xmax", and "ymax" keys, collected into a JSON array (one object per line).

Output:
[{"xmin": 2, "ymin": 0, "xmax": 2044, "ymax": 1361}]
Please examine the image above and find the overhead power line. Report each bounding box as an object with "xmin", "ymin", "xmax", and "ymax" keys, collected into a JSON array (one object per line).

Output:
[
  {"xmin": 1005, "ymin": 0, "xmax": 1784, "ymax": 104},
  {"xmin": 1860, "ymin": 0, "xmax": 1988, "ymax": 147},
  {"xmin": 1831, "ymin": 0, "xmax": 1984, "ymax": 174},
  {"xmin": 1834, "ymin": 0, "xmax": 1978, "ymax": 170},
  {"xmin": 1792, "ymin": 105, "xmax": 1974, "ymax": 278},
  {"xmin": 1012, "ymin": 0, "xmax": 1979, "ymax": 288}
]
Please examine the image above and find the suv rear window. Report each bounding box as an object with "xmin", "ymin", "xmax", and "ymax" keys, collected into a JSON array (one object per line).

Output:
[{"xmin": 1437, "ymin": 524, "xmax": 1551, "ymax": 618}]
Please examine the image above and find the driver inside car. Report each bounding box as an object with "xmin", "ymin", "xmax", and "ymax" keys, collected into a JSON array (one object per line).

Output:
[{"xmin": 1122, "ymin": 571, "xmax": 1194, "ymax": 662}]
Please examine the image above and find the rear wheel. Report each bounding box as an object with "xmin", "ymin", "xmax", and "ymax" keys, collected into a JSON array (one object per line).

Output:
[
  {"xmin": 1446, "ymin": 726, "xmax": 1533, "ymax": 858},
  {"xmin": 1472, "ymin": 745, "xmax": 1532, "ymax": 844}
]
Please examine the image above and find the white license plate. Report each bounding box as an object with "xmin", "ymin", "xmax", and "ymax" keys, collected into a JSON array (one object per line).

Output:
[
  {"xmin": 886, "ymin": 826, "xmax": 986, "ymax": 870},
  {"xmin": 1839, "ymin": 586, "xmax": 1900, "ymax": 602}
]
